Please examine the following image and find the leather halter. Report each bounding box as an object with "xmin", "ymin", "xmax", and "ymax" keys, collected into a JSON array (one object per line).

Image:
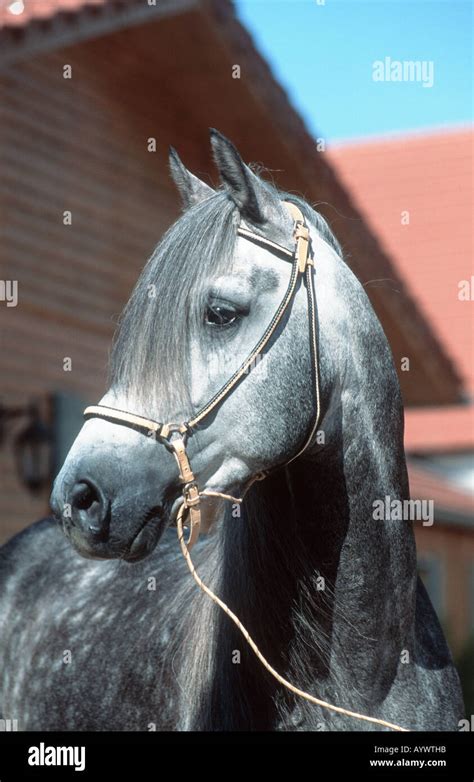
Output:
[{"xmin": 84, "ymin": 201, "xmax": 320, "ymax": 548}]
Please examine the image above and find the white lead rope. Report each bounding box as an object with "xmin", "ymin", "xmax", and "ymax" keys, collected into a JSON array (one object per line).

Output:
[{"xmin": 176, "ymin": 495, "xmax": 408, "ymax": 733}]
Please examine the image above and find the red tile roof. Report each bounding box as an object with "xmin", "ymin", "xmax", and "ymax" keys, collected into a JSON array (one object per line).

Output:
[
  {"xmin": 0, "ymin": 0, "xmax": 105, "ymax": 28},
  {"xmin": 405, "ymin": 406, "xmax": 473, "ymax": 452},
  {"xmin": 329, "ymin": 128, "xmax": 474, "ymax": 452},
  {"xmin": 329, "ymin": 128, "xmax": 473, "ymax": 393}
]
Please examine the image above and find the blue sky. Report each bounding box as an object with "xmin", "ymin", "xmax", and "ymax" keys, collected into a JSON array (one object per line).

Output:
[{"xmin": 235, "ymin": 0, "xmax": 473, "ymax": 142}]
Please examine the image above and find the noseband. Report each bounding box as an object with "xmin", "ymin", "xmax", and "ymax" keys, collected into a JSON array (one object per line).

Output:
[{"xmin": 84, "ymin": 201, "xmax": 320, "ymax": 548}]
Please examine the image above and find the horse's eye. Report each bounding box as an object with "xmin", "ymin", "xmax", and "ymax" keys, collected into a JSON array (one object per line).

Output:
[{"xmin": 205, "ymin": 302, "xmax": 239, "ymax": 327}]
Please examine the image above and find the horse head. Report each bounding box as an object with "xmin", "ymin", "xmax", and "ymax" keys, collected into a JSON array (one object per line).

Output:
[{"xmin": 50, "ymin": 129, "xmax": 346, "ymax": 562}]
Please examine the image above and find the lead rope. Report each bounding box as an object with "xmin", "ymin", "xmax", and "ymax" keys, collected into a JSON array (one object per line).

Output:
[{"xmin": 175, "ymin": 497, "xmax": 408, "ymax": 732}]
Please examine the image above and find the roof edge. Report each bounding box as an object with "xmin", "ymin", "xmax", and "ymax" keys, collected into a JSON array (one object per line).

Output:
[
  {"xmin": 328, "ymin": 123, "xmax": 474, "ymax": 150},
  {"xmin": 0, "ymin": 0, "xmax": 198, "ymax": 67}
]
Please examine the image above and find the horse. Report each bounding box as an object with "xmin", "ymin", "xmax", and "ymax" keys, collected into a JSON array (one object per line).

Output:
[{"xmin": 0, "ymin": 130, "xmax": 463, "ymax": 731}]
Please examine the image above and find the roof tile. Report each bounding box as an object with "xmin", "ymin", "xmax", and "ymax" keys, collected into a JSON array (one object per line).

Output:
[
  {"xmin": 329, "ymin": 128, "xmax": 473, "ymax": 396},
  {"xmin": 0, "ymin": 0, "xmax": 107, "ymax": 28}
]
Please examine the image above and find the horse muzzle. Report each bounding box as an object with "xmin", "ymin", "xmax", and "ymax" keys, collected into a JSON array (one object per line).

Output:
[{"xmin": 50, "ymin": 475, "xmax": 167, "ymax": 562}]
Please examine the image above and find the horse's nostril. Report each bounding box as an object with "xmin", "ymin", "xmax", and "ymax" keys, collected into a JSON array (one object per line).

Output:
[
  {"xmin": 68, "ymin": 479, "xmax": 110, "ymax": 540},
  {"xmin": 70, "ymin": 481, "xmax": 100, "ymax": 512}
]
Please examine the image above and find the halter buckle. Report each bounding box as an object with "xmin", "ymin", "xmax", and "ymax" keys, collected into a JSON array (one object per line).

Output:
[
  {"xmin": 294, "ymin": 221, "xmax": 312, "ymax": 273},
  {"xmin": 182, "ymin": 480, "xmax": 200, "ymax": 508}
]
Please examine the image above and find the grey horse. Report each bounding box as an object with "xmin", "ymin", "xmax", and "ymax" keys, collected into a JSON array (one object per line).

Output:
[{"xmin": 0, "ymin": 130, "xmax": 463, "ymax": 731}]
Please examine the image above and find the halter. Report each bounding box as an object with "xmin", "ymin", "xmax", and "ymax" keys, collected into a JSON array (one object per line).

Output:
[
  {"xmin": 81, "ymin": 202, "xmax": 408, "ymax": 732},
  {"xmin": 84, "ymin": 201, "xmax": 320, "ymax": 548}
]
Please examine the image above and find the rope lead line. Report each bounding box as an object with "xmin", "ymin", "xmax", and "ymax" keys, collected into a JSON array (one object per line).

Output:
[{"xmin": 176, "ymin": 500, "xmax": 408, "ymax": 733}]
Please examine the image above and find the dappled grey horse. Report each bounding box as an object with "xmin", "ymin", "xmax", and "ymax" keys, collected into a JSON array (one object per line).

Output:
[{"xmin": 0, "ymin": 130, "xmax": 463, "ymax": 730}]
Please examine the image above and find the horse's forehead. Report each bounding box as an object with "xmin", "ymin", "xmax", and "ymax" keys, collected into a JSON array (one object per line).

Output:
[{"xmin": 224, "ymin": 236, "xmax": 289, "ymax": 285}]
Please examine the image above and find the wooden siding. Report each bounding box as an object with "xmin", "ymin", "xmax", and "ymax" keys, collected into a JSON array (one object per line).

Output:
[
  {"xmin": 0, "ymin": 38, "xmax": 183, "ymax": 540},
  {"xmin": 416, "ymin": 525, "xmax": 474, "ymax": 653}
]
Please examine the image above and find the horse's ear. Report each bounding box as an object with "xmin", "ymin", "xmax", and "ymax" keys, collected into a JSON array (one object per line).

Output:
[
  {"xmin": 210, "ymin": 129, "xmax": 273, "ymax": 224},
  {"xmin": 169, "ymin": 147, "xmax": 214, "ymax": 209}
]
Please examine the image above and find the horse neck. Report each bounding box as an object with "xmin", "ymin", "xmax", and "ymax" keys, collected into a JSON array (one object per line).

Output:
[
  {"xmin": 175, "ymin": 257, "xmax": 418, "ymax": 727},
  {"xmin": 178, "ymin": 376, "xmax": 417, "ymax": 729}
]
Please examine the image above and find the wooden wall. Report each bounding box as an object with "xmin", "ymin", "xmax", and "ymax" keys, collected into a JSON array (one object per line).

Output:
[{"xmin": 0, "ymin": 38, "xmax": 187, "ymax": 541}]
